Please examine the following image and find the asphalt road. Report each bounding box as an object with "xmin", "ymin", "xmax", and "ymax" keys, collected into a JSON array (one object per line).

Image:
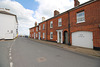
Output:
[{"xmin": 0, "ymin": 37, "xmax": 100, "ymax": 67}]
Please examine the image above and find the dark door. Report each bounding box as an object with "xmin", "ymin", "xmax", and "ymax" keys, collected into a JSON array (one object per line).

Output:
[
  {"xmin": 59, "ymin": 32, "xmax": 61, "ymax": 43},
  {"xmin": 64, "ymin": 31, "xmax": 68, "ymax": 44}
]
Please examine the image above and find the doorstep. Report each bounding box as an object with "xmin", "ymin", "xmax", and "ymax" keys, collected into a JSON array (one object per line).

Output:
[{"xmin": 30, "ymin": 38, "xmax": 100, "ymax": 58}]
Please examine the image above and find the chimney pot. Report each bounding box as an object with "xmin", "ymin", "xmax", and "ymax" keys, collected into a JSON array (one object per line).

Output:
[
  {"xmin": 54, "ymin": 10, "xmax": 60, "ymax": 16},
  {"xmin": 42, "ymin": 17, "xmax": 45, "ymax": 22},
  {"xmin": 74, "ymin": 0, "xmax": 80, "ymax": 7},
  {"xmin": 35, "ymin": 22, "xmax": 37, "ymax": 26}
]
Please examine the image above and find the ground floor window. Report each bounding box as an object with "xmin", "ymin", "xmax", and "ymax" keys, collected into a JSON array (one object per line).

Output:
[
  {"xmin": 43, "ymin": 33, "xmax": 45, "ymax": 39},
  {"xmin": 50, "ymin": 32, "xmax": 53, "ymax": 39}
]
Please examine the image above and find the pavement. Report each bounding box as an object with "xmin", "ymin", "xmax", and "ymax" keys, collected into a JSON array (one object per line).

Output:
[
  {"xmin": 30, "ymin": 38, "xmax": 100, "ymax": 58},
  {"xmin": 0, "ymin": 37, "xmax": 100, "ymax": 67}
]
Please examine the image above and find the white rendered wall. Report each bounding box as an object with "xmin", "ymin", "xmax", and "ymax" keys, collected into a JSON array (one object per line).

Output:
[{"xmin": 0, "ymin": 13, "xmax": 17, "ymax": 39}]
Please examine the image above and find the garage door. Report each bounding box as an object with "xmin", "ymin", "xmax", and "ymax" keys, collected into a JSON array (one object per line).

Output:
[{"xmin": 72, "ymin": 31, "xmax": 93, "ymax": 48}]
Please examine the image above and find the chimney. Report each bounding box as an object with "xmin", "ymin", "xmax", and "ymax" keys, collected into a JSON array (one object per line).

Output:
[
  {"xmin": 35, "ymin": 22, "xmax": 37, "ymax": 27},
  {"xmin": 0, "ymin": 8, "xmax": 10, "ymax": 12},
  {"xmin": 74, "ymin": 0, "xmax": 80, "ymax": 7},
  {"xmin": 42, "ymin": 17, "xmax": 45, "ymax": 22},
  {"xmin": 54, "ymin": 10, "xmax": 60, "ymax": 16}
]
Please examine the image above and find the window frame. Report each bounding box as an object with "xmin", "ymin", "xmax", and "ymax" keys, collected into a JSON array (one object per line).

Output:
[
  {"xmin": 50, "ymin": 21, "xmax": 53, "ymax": 28},
  {"xmin": 58, "ymin": 18, "xmax": 62, "ymax": 27},
  {"xmin": 36, "ymin": 27, "xmax": 38, "ymax": 32},
  {"xmin": 43, "ymin": 24, "xmax": 45, "ymax": 30},
  {"xmin": 77, "ymin": 11, "xmax": 85, "ymax": 23},
  {"xmin": 50, "ymin": 32, "xmax": 53, "ymax": 39},
  {"xmin": 43, "ymin": 33, "xmax": 45, "ymax": 39}
]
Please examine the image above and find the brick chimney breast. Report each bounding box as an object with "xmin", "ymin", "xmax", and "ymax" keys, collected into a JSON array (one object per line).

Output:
[
  {"xmin": 54, "ymin": 10, "xmax": 60, "ymax": 16},
  {"xmin": 74, "ymin": 0, "xmax": 80, "ymax": 7},
  {"xmin": 35, "ymin": 22, "xmax": 37, "ymax": 27}
]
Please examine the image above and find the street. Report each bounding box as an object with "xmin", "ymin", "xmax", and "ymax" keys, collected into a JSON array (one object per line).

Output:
[{"xmin": 0, "ymin": 37, "xmax": 100, "ymax": 67}]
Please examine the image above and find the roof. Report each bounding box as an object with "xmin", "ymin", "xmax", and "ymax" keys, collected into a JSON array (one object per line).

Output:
[
  {"xmin": 29, "ymin": 25, "xmax": 39, "ymax": 29},
  {"xmin": 39, "ymin": 0, "xmax": 97, "ymax": 24},
  {"xmin": 0, "ymin": 11, "xmax": 18, "ymax": 23}
]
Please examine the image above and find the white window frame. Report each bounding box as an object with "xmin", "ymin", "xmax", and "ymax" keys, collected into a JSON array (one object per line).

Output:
[
  {"xmin": 50, "ymin": 32, "xmax": 53, "ymax": 39},
  {"xmin": 43, "ymin": 33, "xmax": 45, "ymax": 39},
  {"xmin": 36, "ymin": 27, "xmax": 38, "ymax": 32},
  {"xmin": 77, "ymin": 11, "xmax": 85, "ymax": 23},
  {"xmin": 39, "ymin": 25, "xmax": 41, "ymax": 30},
  {"xmin": 58, "ymin": 18, "xmax": 62, "ymax": 27},
  {"xmin": 43, "ymin": 24, "xmax": 45, "ymax": 30},
  {"xmin": 50, "ymin": 21, "xmax": 53, "ymax": 28}
]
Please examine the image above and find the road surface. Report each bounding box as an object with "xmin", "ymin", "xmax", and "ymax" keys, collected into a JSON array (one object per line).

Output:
[{"xmin": 0, "ymin": 37, "xmax": 100, "ymax": 67}]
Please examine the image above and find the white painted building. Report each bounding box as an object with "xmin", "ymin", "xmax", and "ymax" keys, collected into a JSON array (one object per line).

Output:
[{"xmin": 0, "ymin": 8, "xmax": 18, "ymax": 39}]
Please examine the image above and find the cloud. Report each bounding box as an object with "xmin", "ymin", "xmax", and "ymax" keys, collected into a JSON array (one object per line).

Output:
[
  {"xmin": 0, "ymin": 0, "xmax": 89, "ymax": 35},
  {"xmin": 34, "ymin": 0, "xmax": 89, "ymax": 22},
  {"xmin": 0, "ymin": 0, "xmax": 36, "ymax": 35}
]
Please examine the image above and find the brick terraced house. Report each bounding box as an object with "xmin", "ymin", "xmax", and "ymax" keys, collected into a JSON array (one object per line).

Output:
[{"xmin": 30, "ymin": 0, "xmax": 100, "ymax": 50}]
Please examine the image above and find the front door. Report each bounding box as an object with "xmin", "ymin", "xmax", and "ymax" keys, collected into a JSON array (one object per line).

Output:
[
  {"xmin": 64, "ymin": 31, "xmax": 68, "ymax": 44},
  {"xmin": 59, "ymin": 32, "xmax": 61, "ymax": 43}
]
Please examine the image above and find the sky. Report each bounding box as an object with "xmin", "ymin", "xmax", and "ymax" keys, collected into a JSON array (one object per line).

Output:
[{"xmin": 0, "ymin": 0, "xmax": 89, "ymax": 36}]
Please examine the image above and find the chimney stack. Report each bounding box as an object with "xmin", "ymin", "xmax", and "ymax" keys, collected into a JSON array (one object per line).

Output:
[
  {"xmin": 35, "ymin": 22, "xmax": 37, "ymax": 27},
  {"xmin": 74, "ymin": 0, "xmax": 80, "ymax": 7},
  {"xmin": 54, "ymin": 10, "xmax": 60, "ymax": 16},
  {"xmin": 42, "ymin": 17, "xmax": 45, "ymax": 22}
]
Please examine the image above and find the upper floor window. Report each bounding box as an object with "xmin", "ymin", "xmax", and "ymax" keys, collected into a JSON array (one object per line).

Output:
[
  {"xmin": 58, "ymin": 18, "xmax": 62, "ymax": 27},
  {"xmin": 36, "ymin": 27, "xmax": 38, "ymax": 32},
  {"xmin": 50, "ymin": 32, "xmax": 53, "ymax": 39},
  {"xmin": 43, "ymin": 24, "xmax": 45, "ymax": 30},
  {"xmin": 50, "ymin": 21, "xmax": 53, "ymax": 28},
  {"xmin": 77, "ymin": 11, "xmax": 85, "ymax": 23},
  {"xmin": 39, "ymin": 25, "xmax": 41, "ymax": 30}
]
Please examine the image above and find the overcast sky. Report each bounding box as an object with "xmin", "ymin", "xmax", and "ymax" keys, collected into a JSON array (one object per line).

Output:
[{"xmin": 0, "ymin": 0, "xmax": 89, "ymax": 35}]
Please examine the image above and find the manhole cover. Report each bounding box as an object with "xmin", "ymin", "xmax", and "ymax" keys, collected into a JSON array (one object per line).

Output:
[{"xmin": 37, "ymin": 57, "xmax": 47, "ymax": 62}]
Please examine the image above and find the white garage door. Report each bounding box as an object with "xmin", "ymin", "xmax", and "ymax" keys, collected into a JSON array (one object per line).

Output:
[{"xmin": 72, "ymin": 31, "xmax": 93, "ymax": 48}]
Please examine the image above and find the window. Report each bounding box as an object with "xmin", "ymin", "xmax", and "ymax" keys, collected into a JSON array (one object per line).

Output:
[
  {"xmin": 77, "ymin": 11, "xmax": 85, "ymax": 23},
  {"xmin": 50, "ymin": 32, "xmax": 53, "ymax": 39},
  {"xmin": 36, "ymin": 27, "xmax": 38, "ymax": 31},
  {"xmin": 43, "ymin": 33, "xmax": 45, "ymax": 39},
  {"xmin": 39, "ymin": 25, "xmax": 41, "ymax": 30},
  {"xmin": 50, "ymin": 21, "xmax": 53, "ymax": 28},
  {"xmin": 58, "ymin": 18, "xmax": 62, "ymax": 27},
  {"xmin": 43, "ymin": 24, "xmax": 45, "ymax": 30}
]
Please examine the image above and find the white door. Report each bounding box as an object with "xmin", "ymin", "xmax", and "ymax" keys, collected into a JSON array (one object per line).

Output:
[
  {"xmin": 72, "ymin": 31, "xmax": 93, "ymax": 48},
  {"xmin": 56, "ymin": 30, "xmax": 63, "ymax": 43}
]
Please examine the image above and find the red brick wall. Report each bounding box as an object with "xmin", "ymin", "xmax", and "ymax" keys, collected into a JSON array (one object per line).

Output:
[
  {"xmin": 70, "ymin": 1, "xmax": 100, "ymax": 47},
  {"xmin": 39, "ymin": 21, "xmax": 47, "ymax": 40},
  {"xmin": 47, "ymin": 13, "xmax": 69, "ymax": 43}
]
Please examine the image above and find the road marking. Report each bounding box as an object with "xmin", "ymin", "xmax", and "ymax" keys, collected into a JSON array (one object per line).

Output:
[
  {"xmin": 9, "ymin": 53, "xmax": 11, "ymax": 56},
  {"xmin": 9, "ymin": 50, "xmax": 11, "ymax": 53},
  {"xmin": 10, "ymin": 62, "xmax": 13, "ymax": 67},
  {"xmin": 9, "ymin": 57, "xmax": 12, "ymax": 60}
]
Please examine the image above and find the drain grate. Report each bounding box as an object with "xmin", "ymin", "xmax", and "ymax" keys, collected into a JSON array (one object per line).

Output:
[{"xmin": 37, "ymin": 57, "xmax": 47, "ymax": 63}]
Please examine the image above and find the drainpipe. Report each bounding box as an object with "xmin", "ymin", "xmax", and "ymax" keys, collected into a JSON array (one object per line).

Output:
[
  {"xmin": 46, "ymin": 20, "xmax": 48, "ymax": 41},
  {"xmin": 68, "ymin": 11, "xmax": 71, "ymax": 46}
]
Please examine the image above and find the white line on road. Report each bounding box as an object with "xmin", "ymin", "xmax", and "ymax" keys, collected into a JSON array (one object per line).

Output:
[
  {"xmin": 9, "ymin": 57, "xmax": 12, "ymax": 60},
  {"xmin": 10, "ymin": 62, "xmax": 13, "ymax": 67},
  {"xmin": 9, "ymin": 53, "xmax": 11, "ymax": 56}
]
